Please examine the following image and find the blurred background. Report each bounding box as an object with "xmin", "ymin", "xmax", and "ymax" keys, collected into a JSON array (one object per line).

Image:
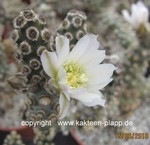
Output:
[{"xmin": 0, "ymin": 0, "xmax": 150, "ymax": 145}]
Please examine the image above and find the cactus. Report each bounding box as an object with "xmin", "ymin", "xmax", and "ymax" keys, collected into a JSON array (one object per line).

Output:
[
  {"xmin": 94, "ymin": 7, "xmax": 147, "ymax": 116},
  {"xmin": 145, "ymin": 60, "xmax": 150, "ymax": 78},
  {"xmin": 9, "ymin": 9, "xmax": 60, "ymax": 123},
  {"xmin": 83, "ymin": 0, "xmax": 112, "ymax": 13},
  {"xmin": 34, "ymin": 128, "xmax": 56, "ymax": 145},
  {"xmin": 2, "ymin": 1, "xmax": 150, "ymax": 145},
  {"xmin": 57, "ymin": 9, "xmax": 87, "ymax": 50},
  {"xmin": 24, "ymin": 86, "xmax": 59, "ymax": 123},
  {"xmin": 11, "ymin": 9, "xmax": 88, "ymax": 91},
  {"xmin": 52, "ymin": 0, "xmax": 84, "ymax": 16},
  {"xmin": 10, "ymin": 9, "xmax": 88, "ymax": 123},
  {"xmin": 143, "ymin": 0, "xmax": 150, "ymax": 8},
  {"xmin": 1, "ymin": 0, "xmax": 28, "ymax": 22},
  {"xmin": 0, "ymin": 43, "xmax": 9, "ymax": 90},
  {"xmin": 106, "ymin": 60, "xmax": 148, "ymax": 115},
  {"xmin": 30, "ymin": 0, "xmax": 56, "ymax": 29},
  {"xmin": 3, "ymin": 131, "xmax": 25, "ymax": 145},
  {"xmin": 100, "ymin": 10, "xmax": 138, "ymax": 49},
  {"xmin": 11, "ymin": 8, "xmax": 53, "ymax": 91},
  {"xmin": 0, "ymin": 4, "xmax": 6, "ymax": 24}
]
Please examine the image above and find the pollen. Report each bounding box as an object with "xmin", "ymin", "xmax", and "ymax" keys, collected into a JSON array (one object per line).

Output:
[{"xmin": 64, "ymin": 63, "xmax": 88, "ymax": 89}]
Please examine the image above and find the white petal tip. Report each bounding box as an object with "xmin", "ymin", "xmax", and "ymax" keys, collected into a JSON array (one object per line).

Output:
[
  {"xmin": 114, "ymin": 66, "xmax": 118, "ymax": 70},
  {"xmin": 100, "ymin": 99, "xmax": 106, "ymax": 107},
  {"xmin": 58, "ymin": 93, "xmax": 70, "ymax": 119}
]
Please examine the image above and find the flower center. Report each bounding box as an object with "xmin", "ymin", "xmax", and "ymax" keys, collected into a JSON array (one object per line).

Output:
[{"xmin": 63, "ymin": 63, "xmax": 88, "ymax": 89}]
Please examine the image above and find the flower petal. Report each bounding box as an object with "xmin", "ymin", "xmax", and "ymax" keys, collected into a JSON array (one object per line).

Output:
[
  {"xmin": 67, "ymin": 34, "xmax": 90, "ymax": 62},
  {"xmin": 80, "ymin": 49, "xmax": 106, "ymax": 69},
  {"xmin": 78, "ymin": 35, "xmax": 105, "ymax": 68},
  {"xmin": 69, "ymin": 87, "xmax": 87, "ymax": 95},
  {"xmin": 59, "ymin": 93, "xmax": 70, "ymax": 119},
  {"xmin": 123, "ymin": 1, "xmax": 149, "ymax": 30},
  {"xmin": 131, "ymin": 3, "xmax": 142, "ymax": 28},
  {"xmin": 56, "ymin": 67, "xmax": 66, "ymax": 83},
  {"xmin": 58, "ymin": 83, "xmax": 70, "ymax": 100},
  {"xmin": 137, "ymin": 2, "xmax": 149, "ymax": 23},
  {"xmin": 131, "ymin": 3, "xmax": 139, "ymax": 19},
  {"xmin": 87, "ymin": 64, "xmax": 116, "ymax": 85},
  {"xmin": 71, "ymin": 91, "xmax": 105, "ymax": 107},
  {"xmin": 87, "ymin": 78, "xmax": 113, "ymax": 91},
  {"xmin": 56, "ymin": 36, "xmax": 70, "ymax": 65},
  {"xmin": 85, "ymin": 34, "xmax": 100, "ymax": 50},
  {"xmin": 122, "ymin": 10, "xmax": 132, "ymax": 24},
  {"xmin": 40, "ymin": 50, "xmax": 58, "ymax": 78}
]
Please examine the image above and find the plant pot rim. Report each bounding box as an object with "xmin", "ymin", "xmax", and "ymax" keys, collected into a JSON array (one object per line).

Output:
[
  {"xmin": 0, "ymin": 126, "xmax": 30, "ymax": 132},
  {"xmin": 0, "ymin": 126, "xmax": 34, "ymax": 143},
  {"xmin": 70, "ymin": 129, "xmax": 85, "ymax": 145}
]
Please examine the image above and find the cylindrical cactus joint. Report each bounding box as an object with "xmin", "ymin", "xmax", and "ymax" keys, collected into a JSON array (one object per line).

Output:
[
  {"xmin": 57, "ymin": 9, "xmax": 87, "ymax": 50},
  {"xmin": 11, "ymin": 9, "xmax": 53, "ymax": 91}
]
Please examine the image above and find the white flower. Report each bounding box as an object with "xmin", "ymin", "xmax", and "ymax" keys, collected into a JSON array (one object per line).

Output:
[
  {"xmin": 122, "ymin": 1, "xmax": 150, "ymax": 31},
  {"xmin": 40, "ymin": 34, "xmax": 116, "ymax": 119}
]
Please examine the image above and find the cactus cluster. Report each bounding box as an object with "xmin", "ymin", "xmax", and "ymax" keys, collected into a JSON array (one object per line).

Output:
[
  {"xmin": 1, "ymin": 0, "xmax": 149, "ymax": 145},
  {"xmin": 10, "ymin": 9, "xmax": 88, "ymax": 124},
  {"xmin": 3, "ymin": 131, "xmax": 25, "ymax": 145},
  {"xmin": 93, "ymin": 6, "xmax": 148, "ymax": 116}
]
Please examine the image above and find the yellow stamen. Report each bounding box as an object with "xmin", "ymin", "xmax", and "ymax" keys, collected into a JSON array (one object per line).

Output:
[{"xmin": 63, "ymin": 63, "xmax": 88, "ymax": 89}]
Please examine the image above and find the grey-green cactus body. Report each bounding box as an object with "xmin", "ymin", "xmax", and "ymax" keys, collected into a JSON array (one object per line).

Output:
[
  {"xmin": 10, "ymin": 9, "xmax": 60, "ymax": 123},
  {"xmin": 0, "ymin": 43, "xmax": 8, "ymax": 84},
  {"xmin": 12, "ymin": 9, "xmax": 52, "ymax": 87},
  {"xmin": 24, "ymin": 87, "xmax": 59, "ymax": 123},
  {"xmin": 101, "ymin": 10, "xmax": 138, "ymax": 49},
  {"xmin": 57, "ymin": 10, "xmax": 87, "ymax": 49}
]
